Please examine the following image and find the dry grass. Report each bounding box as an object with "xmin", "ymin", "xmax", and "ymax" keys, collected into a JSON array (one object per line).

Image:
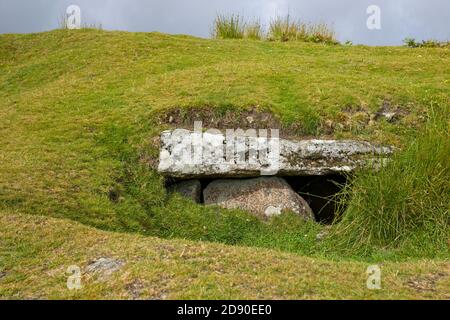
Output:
[
  {"xmin": 1, "ymin": 211, "xmax": 449, "ymax": 299},
  {"xmin": 244, "ymin": 19, "xmax": 263, "ymax": 40},
  {"xmin": 58, "ymin": 13, "xmax": 102, "ymax": 30},
  {"xmin": 268, "ymin": 15, "xmax": 337, "ymax": 43},
  {"xmin": 212, "ymin": 14, "xmax": 336, "ymax": 43},
  {"xmin": 212, "ymin": 14, "xmax": 246, "ymax": 39}
]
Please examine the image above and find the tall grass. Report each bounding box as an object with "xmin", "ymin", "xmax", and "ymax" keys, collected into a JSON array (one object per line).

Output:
[
  {"xmin": 212, "ymin": 14, "xmax": 246, "ymax": 39},
  {"xmin": 213, "ymin": 14, "xmax": 337, "ymax": 44},
  {"xmin": 244, "ymin": 19, "xmax": 263, "ymax": 40},
  {"xmin": 329, "ymin": 103, "xmax": 449, "ymax": 256},
  {"xmin": 307, "ymin": 22, "xmax": 337, "ymax": 44},
  {"xmin": 58, "ymin": 13, "xmax": 102, "ymax": 30},
  {"xmin": 267, "ymin": 15, "xmax": 303, "ymax": 42},
  {"xmin": 268, "ymin": 15, "xmax": 337, "ymax": 44},
  {"xmin": 212, "ymin": 14, "xmax": 263, "ymax": 40}
]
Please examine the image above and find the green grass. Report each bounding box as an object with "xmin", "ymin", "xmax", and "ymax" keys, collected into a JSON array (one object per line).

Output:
[
  {"xmin": 244, "ymin": 19, "xmax": 263, "ymax": 40},
  {"xmin": 0, "ymin": 28, "xmax": 449, "ymax": 288},
  {"xmin": 1, "ymin": 211, "xmax": 449, "ymax": 299},
  {"xmin": 212, "ymin": 14, "xmax": 246, "ymax": 39}
]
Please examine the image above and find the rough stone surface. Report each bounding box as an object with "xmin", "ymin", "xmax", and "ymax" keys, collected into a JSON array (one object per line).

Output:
[
  {"xmin": 374, "ymin": 101, "xmax": 407, "ymax": 123},
  {"xmin": 158, "ymin": 129, "xmax": 394, "ymax": 178},
  {"xmin": 203, "ymin": 177, "xmax": 314, "ymax": 220},
  {"xmin": 85, "ymin": 257, "xmax": 124, "ymax": 279},
  {"xmin": 316, "ymin": 227, "xmax": 331, "ymax": 241},
  {"xmin": 171, "ymin": 179, "xmax": 202, "ymax": 203}
]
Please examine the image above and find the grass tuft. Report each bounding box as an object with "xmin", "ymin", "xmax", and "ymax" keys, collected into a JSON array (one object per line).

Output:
[
  {"xmin": 212, "ymin": 14, "xmax": 337, "ymax": 44},
  {"xmin": 58, "ymin": 13, "xmax": 103, "ymax": 30},
  {"xmin": 268, "ymin": 15, "xmax": 337, "ymax": 44},
  {"xmin": 212, "ymin": 14, "xmax": 246, "ymax": 39},
  {"xmin": 244, "ymin": 19, "xmax": 263, "ymax": 40},
  {"xmin": 329, "ymin": 102, "xmax": 450, "ymax": 256},
  {"xmin": 404, "ymin": 38, "xmax": 450, "ymax": 48}
]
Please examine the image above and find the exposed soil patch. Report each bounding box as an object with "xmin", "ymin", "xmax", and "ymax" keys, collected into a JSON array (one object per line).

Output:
[
  {"xmin": 406, "ymin": 272, "xmax": 449, "ymax": 293},
  {"xmin": 342, "ymin": 100, "xmax": 410, "ymax": 125},
  {"xmin": 126, "ymin": 279, "xmax": 145, "ymax": 300},
  {"xmin": 374, "ymin": 100, "xmax": 410, "ymax": 123},
  {"xmin": 155, "ymin": 106, "xmax": 329, "ymax": 139},
  {"xmin": 157, "ymin": 105, "xmax": 281, "ymax": 129}
]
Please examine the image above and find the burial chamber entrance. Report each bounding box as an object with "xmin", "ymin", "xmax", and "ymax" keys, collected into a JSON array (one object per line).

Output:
[
  {"xmin": 158, "ymin": 129, "xmax": 393, "ymax": 224},
  {"xmin": 166, "ymin": 174, "xmax": 348, "ymax": 224}
]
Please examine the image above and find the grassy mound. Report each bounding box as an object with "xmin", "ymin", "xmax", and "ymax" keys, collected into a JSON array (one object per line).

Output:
[{"xmin": 0, "ymin": 29, "xmax": 448, "ymax": 263}]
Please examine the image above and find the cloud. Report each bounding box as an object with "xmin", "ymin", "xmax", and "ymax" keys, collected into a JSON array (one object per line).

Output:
[
  {"xmin": 260, "ymin": 0, "xmax": 289, "ymax": 22},
  {"xmin": 0, "ymin": 0, "xmax": 448, "ymax": 45}
]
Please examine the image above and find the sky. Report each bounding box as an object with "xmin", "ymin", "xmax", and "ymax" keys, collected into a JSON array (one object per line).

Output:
[{"xmin": 0, "ymin": 0, "xmax": 449, "ymax": 45}]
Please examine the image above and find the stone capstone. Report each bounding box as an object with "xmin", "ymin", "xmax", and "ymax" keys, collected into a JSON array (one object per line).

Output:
[{"xmin": 158, "ymin": 129, "xmax": 394, "ymax": 178}]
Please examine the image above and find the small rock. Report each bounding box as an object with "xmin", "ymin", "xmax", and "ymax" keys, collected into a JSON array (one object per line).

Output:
[
  {"xmin": 246, "ymin": 116, "xmax": 254, "ymax": 124},
  {"xmin": 374, "ymin": 101, "xmax": 406, "ymax": 123},
  {"xmin": 264, "ymin": 205, "xmax": 282, "ymax": 216},
  {"xmin": 203, "ymin": 177, "xmax": 314, "ymax": 220},
  {"xmin": 316, "ymin": 228, "xmax": 331, "ymax": 241},
  {"xmin": 375, "ymin": 111, "xmax": 398, "ymax": 122},
  {"xmin": 171, "ymin": 179, "xmax": 202, "ymax": 203},
  {"xmin": 85, "ymin": 257, "xmax": 124, "ymax": 278}
]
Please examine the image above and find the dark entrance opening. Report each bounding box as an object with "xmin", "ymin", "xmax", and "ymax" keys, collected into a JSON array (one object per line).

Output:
[
  {"xmin": 284, "ymin": 174, "xmax": 348, "ymax": 224},
  {"xmin": 165, "ymin": 174, "xmax": 349, "ymax": 224}
]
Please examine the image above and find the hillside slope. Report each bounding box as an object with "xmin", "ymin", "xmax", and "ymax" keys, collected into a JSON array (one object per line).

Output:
[
  {"xmin": 1, "ymin": 211, "xmax": 449, "ymax": 299},
  {"xmin": 0, "ymin": 30, "xmax": 449, "ymax": 298}
]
